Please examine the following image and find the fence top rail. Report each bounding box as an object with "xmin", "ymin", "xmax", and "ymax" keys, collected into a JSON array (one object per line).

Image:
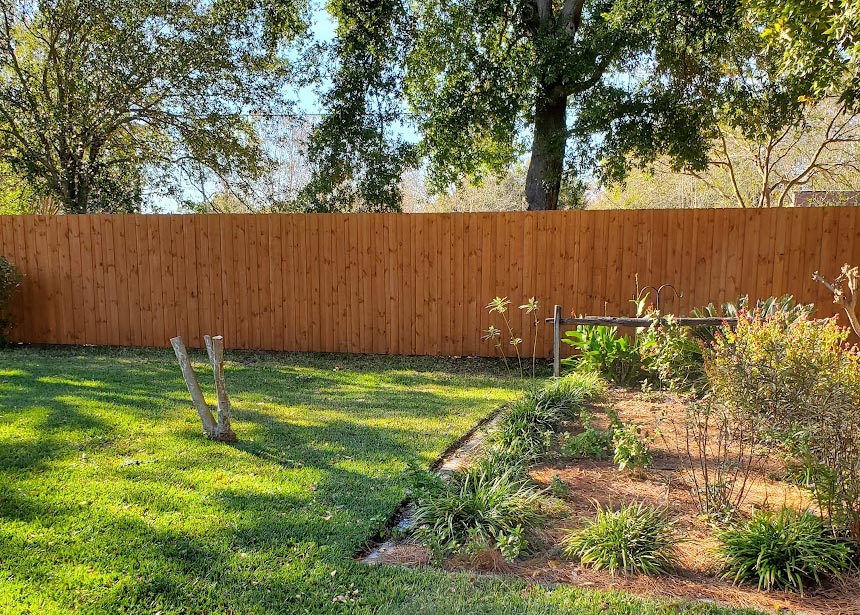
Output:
[{"xmin": 545, "ymin": 316, "xmax": 738, "ymax": 327}]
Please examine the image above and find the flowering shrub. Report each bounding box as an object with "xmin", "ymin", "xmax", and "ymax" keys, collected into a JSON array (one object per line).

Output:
[{"xmin": 706, "ymin": 311, "xmax": 860, "ymax": 540}]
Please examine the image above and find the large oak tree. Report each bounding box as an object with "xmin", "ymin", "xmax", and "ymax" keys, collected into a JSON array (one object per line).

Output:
[{"xmin": 308, "ymin": 0, "xmax": 743, "ymax": 211}]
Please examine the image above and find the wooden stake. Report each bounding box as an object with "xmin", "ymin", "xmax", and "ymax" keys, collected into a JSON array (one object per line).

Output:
[
  {"xmin": 171, "ymin": 336, "xmax": 217, "ymax": 435},
  {"xmin": 553, "ymin": 304, "xmax": 561, "ymax": 378},
  {"xmin": 205, "ymin": 334, "xmax": 237, "ymax": 442}
]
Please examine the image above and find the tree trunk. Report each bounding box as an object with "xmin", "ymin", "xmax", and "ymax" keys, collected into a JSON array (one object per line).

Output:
[
  {"xmin": 170, "ymin": 336, "xmax": 218, "ymax": 435},
  {"xmin": 525, "ymin": 88, "xmax": 568, "ymax": 210},
  {"xmin": 204, "ymin": 334, "xmax": 237, "ymax": 442}
]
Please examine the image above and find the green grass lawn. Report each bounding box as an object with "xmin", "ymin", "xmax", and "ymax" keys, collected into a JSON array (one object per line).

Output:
[{"xmin": 0, "ymin": 346, "xmax": 760, "ymax": 615}]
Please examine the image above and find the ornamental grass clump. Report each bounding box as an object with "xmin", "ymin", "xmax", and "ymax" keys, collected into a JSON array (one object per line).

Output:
[
  {"xmin": 563, "ymin": 502, "xmax": 678, "ymax": 575},
  {"xmin": 411, "ymin": 464, "xmax": 545, "ymax": 563},
  {"xmin": 492, "ymin": 373, "xmax": 606, "ymax": 460},
  {"xmin": 718, "ymin": 508, "xmax": 851, "ymax": 594}
]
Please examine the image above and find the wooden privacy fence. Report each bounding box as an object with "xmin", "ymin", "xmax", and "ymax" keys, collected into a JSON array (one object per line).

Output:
[{"xmin": 1, "ymin": 208, "xmax": 859, "ymax": 357}]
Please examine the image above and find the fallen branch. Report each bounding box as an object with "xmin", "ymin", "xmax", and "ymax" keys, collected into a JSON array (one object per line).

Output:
[{"xmin": 813, "ymin": 264, "xmax": 860, "ymax": 336}]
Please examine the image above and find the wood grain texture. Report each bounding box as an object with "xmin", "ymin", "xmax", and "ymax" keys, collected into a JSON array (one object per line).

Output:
[{"xmin": 1, "ymin": 208, "xmax": 858, "ymax": 353}]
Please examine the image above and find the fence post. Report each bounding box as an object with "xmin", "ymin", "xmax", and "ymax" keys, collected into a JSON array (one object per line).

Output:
[{"xmin": 553, "ymin": 304, "xmax": 561, "ymax": 378}]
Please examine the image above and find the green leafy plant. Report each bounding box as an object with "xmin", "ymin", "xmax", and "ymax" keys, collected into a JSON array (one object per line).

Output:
[
  {"xmin": 639, "ymin": 317, "xmax": 706, "ymax": 394},
  {"xmin": 0, "ymin": 256, "xmax": 21, "ymax": 343},
  {"xmin": 563, "ymin": 502, "xmax": 678, "ymax": 575},
  {"xmin": 690, "ymin": 294, "xmax": 814, "ymax": 345},
  {"xmin": 613, "ymin": 424, "xmax": 652, "ymax": 472},
  {"xmin": 718, "ymin": 508, "xmax": 851, "ymax": 594},
  {"xmin": 562, "ymin": 409, "xmax": 614, "ymax": 460},
  {"xmin": 542, "ymin": 371, "xmax": 607, "ymax": 408},
  {"xmin": 492, "ymin": 374, "xmax": 606, "ymax": 461},
  {"xmin": 483, "ymin": 296, "xmax": 543, "ymax": 380},
  {"xmin": 491, "ymin": 389, "xmax": 564, "ymax": 460},
  {"xmin": 549, "ymin": 473, "xmax": 570, "ymax": 498},
  {"xmin": 520, "ymin": 297, "xmax": 541, "ymax": 379},
  {"xmin": 562, "ymin": 325, "xmax": 643, "ymax": 385},
  {"xmin": 412, "ymin": 464, "xmax": 545, "ymax": 563}
]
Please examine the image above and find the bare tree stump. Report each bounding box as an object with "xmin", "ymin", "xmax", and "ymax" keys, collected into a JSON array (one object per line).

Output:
[{"xmin": 171, "ymin": 335, "xmax": 236, "ymax": 442}]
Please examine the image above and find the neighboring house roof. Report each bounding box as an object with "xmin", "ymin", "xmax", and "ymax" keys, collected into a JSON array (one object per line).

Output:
[{"xmin": 793, "ymin": 190, "xmax": 860, "ymax": 206}]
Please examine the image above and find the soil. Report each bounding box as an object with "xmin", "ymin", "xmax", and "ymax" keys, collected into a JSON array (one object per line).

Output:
[{"xmin": 369, "ymin": 389, "xmax": 860, "ymax": 615}]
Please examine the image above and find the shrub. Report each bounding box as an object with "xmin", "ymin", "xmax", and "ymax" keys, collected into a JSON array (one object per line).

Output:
[
  {"xmin": 718, "ymin": 509, "xmax": 851, "ymax": 594},
  {"xmin": 707, "ymin": 312, "xmax": 860, "ymax": 539},
  {"xmin": 691, "ymin": 294, "xmax": 814, "ymax": 345},
  {"xmin": 562, "ymin": 325, "xmax": 643, "ymax": 385},
  {"xmin": 0, "ymin": 256, "xmax": 21, "ymax": 342},
  {"xmin": 639, "ymin": 318, "xmax": 706, "ymax": 394},
  {"xmin": 613, "ymin": 424, "xmax": 652, "ymax": 472},
  {"xmin": 563, "ymin": 502, "xmax": 678, "ymax": 575},
  {"xmin": 411, "ymin": 464, "xmax": 545, "ymax": 562},
  {"xmin": 680, "ymin": 398, "xmax": 766, "ymax": 521}
]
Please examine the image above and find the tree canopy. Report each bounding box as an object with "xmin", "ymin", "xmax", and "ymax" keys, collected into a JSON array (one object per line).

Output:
[
  {"xmin": 2, "ymin": 0, "xmax": 859, "ymax": 213},
  {"xmin": 306, "ymin": 0, "xmax": 748, "ymax": 211},
  {"xmin": 0, "ymin": 0, "xmax": 308, "ymax": 213}
]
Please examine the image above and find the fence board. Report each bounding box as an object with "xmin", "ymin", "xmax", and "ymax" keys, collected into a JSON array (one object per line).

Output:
[{"xmin": 2, "ymin": 208, "xmax": 860, "ymax": 355}]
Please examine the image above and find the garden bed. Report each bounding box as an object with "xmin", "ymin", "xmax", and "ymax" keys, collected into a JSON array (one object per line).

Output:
[{"xmin": 370, "ymin": 388, "xmax": 860, "ymax": 615}]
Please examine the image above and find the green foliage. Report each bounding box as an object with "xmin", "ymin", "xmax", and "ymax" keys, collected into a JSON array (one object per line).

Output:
[
  {"xmin": 491, "ymin": 391, "xmax": 561, "ymax": 460},
  {"xmin": 405, "ymin": 0, "xmax": 747, "ymax": 208},
  {"xmin": 492, "ymin": 374, "xmax": 605, "ymax": 461},
  {"xmin": 718, "ymin": 509, "xmax": 851, "ymax": 594},
  {"xmin": 492, "ymin": 374, "xmax": 606, "ymax": 460},
  {"xmin": 613, "ymin": 424, "xmax": 652, "ymax": 472},
  {"xmin": 0, "ymin": 256, "xmax": 21, "ymax": 342},
  {"xmin": 690, "ymin": 295, "xmax": 813, "ymax": 345},
  {"xmin": 752, "ymin": 0, "xmax": 860, "ymax": 106},
  {"xmin": 563, "ymin": 503, "xmax": 678, "ymax": 575},
  {"xmin": 562, "ymin": 325, "xmax": 643, "ymax": 385},
  {"xmin": 706, "ymin": 312, "xmax": 860, "ymax": 539},
  {"xmin": 549, "ymin": 473, "xmax": 570, "ymax": 498},
  {"xmin": 562, "ymin": 409, "xmax": 615, "ymax": 460},
  {"xmin": 542, "ymin": 372, "xmax": 608, "ymax": 408},
  {"xmin": 298, "ymin": 0, "xmax": 415, "ymax": 212},
  {"xmin": 0, "ymin": 0, "xmax": 308, "ymax": 213},
  {"xmin": 639, "ymin": 319, "xmax": 706, "ymax": 393},
  {"xmin": 412, "ymin": 464, "xmax": 545, "ymax": 563},
  {"xmin": 483, "ymin": 296, "xmax": 544, "ymax": 380}
]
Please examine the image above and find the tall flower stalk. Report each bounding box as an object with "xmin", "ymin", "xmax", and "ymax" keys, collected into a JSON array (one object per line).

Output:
[{"xmin": 519, "ymin": 297, "xmax": 540, "ymax": 379}]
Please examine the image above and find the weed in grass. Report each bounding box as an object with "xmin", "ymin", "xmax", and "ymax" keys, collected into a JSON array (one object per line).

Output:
[
  {"xmin": 549, "ymin": 473, "xmax": 570, "ymax": 498},
  {"xmin": 718, "ymin": 508, "xmax": 851, "ymax": 594},
  {"xmin": 563, "ymin": 502, "xmax": 678, "ymax": 575}
]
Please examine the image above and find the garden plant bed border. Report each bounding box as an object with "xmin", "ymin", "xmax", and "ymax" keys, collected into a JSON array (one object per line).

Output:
[
  {"xmin": 358, "ymin": 409, "xmax": 505, "ymax": 564},
  {"xmin": 365, "ymin": 388, "xmax": 860, "ymax": 615}
]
